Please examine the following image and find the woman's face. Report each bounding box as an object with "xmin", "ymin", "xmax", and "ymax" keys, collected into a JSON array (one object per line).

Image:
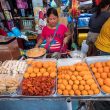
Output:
[{"xmin": 47, "ymin": 14, "xmax": 58, "ymax": 27}]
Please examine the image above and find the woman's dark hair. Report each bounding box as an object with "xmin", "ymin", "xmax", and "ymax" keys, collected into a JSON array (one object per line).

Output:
[
  {"xmin": 96, "ymin": 0, "xmax": 110, "ymax": 17},
  {"xmin": 47, "ymin": 8, "xmax": 58, "ymax": 17}
]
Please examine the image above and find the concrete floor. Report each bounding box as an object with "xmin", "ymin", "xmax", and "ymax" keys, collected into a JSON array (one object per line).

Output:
[{"xmin": 0, "ymin": 100, "xmax": 78, "ymax": 110}]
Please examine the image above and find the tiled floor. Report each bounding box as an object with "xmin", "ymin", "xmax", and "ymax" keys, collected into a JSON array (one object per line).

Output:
[{"xmin": 0, "ymin": 100, "xmax": 78, "ymax": 110}]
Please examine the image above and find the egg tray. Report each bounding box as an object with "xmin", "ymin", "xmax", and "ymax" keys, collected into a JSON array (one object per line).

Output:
[
  {"xmin": 85, "ymin": 56, "xmax": 110, "ymax": 95},
  {"xmin": 56, "ymin": 58, "xmax": 101, "ymax": 97}
]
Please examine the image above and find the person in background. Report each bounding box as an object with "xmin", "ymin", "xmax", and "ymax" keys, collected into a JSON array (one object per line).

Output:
[
  {"xmin": 86, "ymin": 0, "xmax": 110, "ymax": 56},
  {"xmin": 35, "ymin": 7, "xmax": 71, "ymax": 53},
  {"xmin": 95, "ymin": 18, "xmax": 110, "ymax": 55}
]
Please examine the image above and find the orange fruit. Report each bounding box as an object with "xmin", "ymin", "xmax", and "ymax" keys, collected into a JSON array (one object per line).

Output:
[
  {"xmin": 79, "ymin": 85, "xmax": 84, "ymax": 91},
  {"xmin": 104, "ymin": 78, "xmax": 110, "ymax": 87},
  {"xmin": 27, "ymin": 67, "xmax": 34, "ymax": 73},
  {"xmin": 83, "ymin": 75, "xmax": 92, "ymax": 80},
  {"xmin": 88, "ymin": 90, "xmax": 94, "ymax": 95},
  {"xmin": 81, "ymin": 62, "xmax": 88, "ymax": 66},
  {"xmin": 95, "ymin": 62, "xmax": 102, "ymax": 68},
  {"xmin": 31, "ymin": 61, "xmax": 36, "ymax": 67},
  {"xmin": 57, "ymin": 89, "xmax": 63, "ymax": 95},
  {"xmin": 36, "ymin": 62, "xmax": 42, "ymax": 68},
  {"xmin": 97, "ymin": 67, "xmax": 103, "ymax": 73},
  {"xmin": 94, "ymin": 88, "xmax": 100, "ymax": 94},
  {"xmin": 33, "ymin": 68, "xmax": 39, "ymax": 73},
  {"xmin": 30, "ymin": 73, "xmax": 36, "ymax": 77},
  {"xmin": 50, "ymin": 72, "xmax": 56, "ymax": 78},
  {"xmin": 71, "ymin": 75, "xmax": 76, "ymax": 81},
  {"xmin": 37, "ymin": 72, "xmax": 42, "ymax": 77},
  {"xmin": 43, "ymin": 62, "xmax": 49, "ymax": 68},
  {"xmin": 77, "ymin": 76, "xmax": 82, "ymax": 81},
  {"xmin": 47, "ymin": 67, "xmax": 53, "ymax": 73},
  {"xmin": 103, "ymin": 67, "xmax": 109, "ymax": 73},
  {"xmin": 97, "ymin": 78, "xmax": 103, "ymax": 86},
  {"xmin": 76, "ymin": 66, "xmax": 83, "ymax": 72},
  {"xmin": 106, "ymin": 61, "xmax": 110, "ymax": 66},
  {"xmin": 100, "ymin": 72, "xmax": 107, "ymax": 79},
  {"xmin": 91, "ymin": 83, "xmax": 97, "ymax": 90},
  {"xmin": 40, "ymin": 68, "xmax": 46, "ymax": 73},
  {"xmin": 92, "ymin": 67, "xmax": 97, "ymax": 73},
  {"xmin": 101, "ymin": 85, "xmax": 110, "ymax": 93},
  {"xmin": 60, "ymin": 74, "xmax": 65, "ymax": 79},
  {"xmin": 95, "ymin": 72, "xmax": 100, "ymax": 79},
  {"xmin": 65, "ymin": 74, "xmax": 70, "ymax": 80},
  {"xmin": 43, "ymin": 72, "xmax": 49, "ymax": 76},
  {"xmin": 62, "ymin": 79, "xmax": 68, "ymax": 86},
  {"xmin": 63, "ymin": 90, "xmax": 69, "ymax": 95},
  {"xmin": 68, "ymin": 71, "xmax": 73, "ymax": 76},
  {"xmin": 52, "ymin": 68, "xmax": 57, "ymax": 73},
  {"xmin": 73, "ymin": 85, "xmax": 78, "ymax": 90},
  {"xmin": 58, "ymin": 79, "xmax": 63, "ymax": 84},
  {"xmin": 90, "ymin": 64, "xmax": 94, "ymax": 68},
  {"xmin": 74, "ymin": 80, "xmax": 79, "ymax": 85},
  {"xmin": 69, "ymin": 90, "xmax": 74, "ymax": 96},
  {"xmin": 24, "ymin": 72, "xmax": 30, "ymax": 78},
  {"xmin": 102, "ymin": 62, "xmax": 106, "ymax": 67},
  {"xmin": 85, "ymin": 85, "xmax": 90, "ymax": 90},
  {"xmin": 75, "ymin": 90, "xmax": 81, "ymax": 95},
  {"xmin": 59, "ymin": 84, "xmax": 65, "ymax": 90},
  {"xmin": 80, "ymin": 80, "xmax": 86, "ymax": 85},
  {"xmin": 69, "ymin": 80, "xmax": 73, "ymax": 85},
  {"xmin": 86, "ymin": 79, "xmax": 95, "ymax": 85},
  {"xmin": 82, "ymin": 90, "xmax": 88, "ymax": 95},
  {"xmin": 58, "ymin": 74, "xmax": 62, "ymax": 79},
  {"xmin": 69, "ymin": 66, "xmax": 75, "ymax": 72},
  {"xmin": 66, "ymin": 85, "xmax": 72, "ymax": 90},
  {"xmin": 73, "ymin": 71, "xmax": 79, "ymax": 76},
  {"xmin": 108, "ymin": 73, "xmax": 110, "ymax": 78}
]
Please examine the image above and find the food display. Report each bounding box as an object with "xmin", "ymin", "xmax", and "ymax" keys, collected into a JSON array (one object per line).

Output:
[
  {"xmin": 89, "ymin": 60, "xmax": 110, "ymax": 93},
  {"xmin": 57, "ymin": 61, "xmax": 100, "ymax": 96},
  {"xmin": 0, "ymin": 74, "xmax": 22, "ymax": 94},
  {"xmin": 26, "ymin": 48, "xmax": 46, "ymax": 58},
  {"xmin": 22, "ymin": 60, "xmax": 57, "ymax": 96},
  {"xmin": 0, "ymin": 60, "xmax": 27, "ymax": 74},
  {"xmin": 0, "ymin": 60, "xmax": 27, "ymax": 95}
]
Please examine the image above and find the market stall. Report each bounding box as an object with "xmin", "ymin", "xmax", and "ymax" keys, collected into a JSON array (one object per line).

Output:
[{"xmin": 0, "ymin": 54, "xmax": 110, "ymax": 110}]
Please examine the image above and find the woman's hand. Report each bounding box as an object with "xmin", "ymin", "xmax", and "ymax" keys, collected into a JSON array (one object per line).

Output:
[
  {"xmin": 63, "ymin": 31, "xmax": 71, "ymax": 44},
  {"xmin": 63, "ymin": 37, "xmax": 69, "ymax": 44}
]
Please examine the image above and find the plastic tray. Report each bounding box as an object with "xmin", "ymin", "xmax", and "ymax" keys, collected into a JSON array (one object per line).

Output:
[
  {"xmin": 57, "ymin": 58, "xmax": 101, "ymax": 96},
  {"xmin": 21, "ymin": 58, "xmax": 57, "ymax": 97},
  {"xmin": 85, "ymin": 56, "xmax": 110, "ymax": 94}
]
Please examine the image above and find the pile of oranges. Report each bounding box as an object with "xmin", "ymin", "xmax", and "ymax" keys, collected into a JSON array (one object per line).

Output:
[
  {"xmin": 57, "ymin": 62, "xmax": 100, "ymax": 96},
  {"xmin": 90, "ymin": 61, "xmax": 110, "ymax": 93},
  {"xmin": 24, "ymin": 61, "xmax": 56, "ymax": 78}
]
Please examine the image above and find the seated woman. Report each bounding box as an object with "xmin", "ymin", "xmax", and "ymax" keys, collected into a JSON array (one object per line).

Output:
[
  {"xmin": 95, "ymin": 18, "xmax": 110, "ymax": 56},
  {"xmin": 35, "ymin": 8, "xmax": 71, "ymax": 53}
]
